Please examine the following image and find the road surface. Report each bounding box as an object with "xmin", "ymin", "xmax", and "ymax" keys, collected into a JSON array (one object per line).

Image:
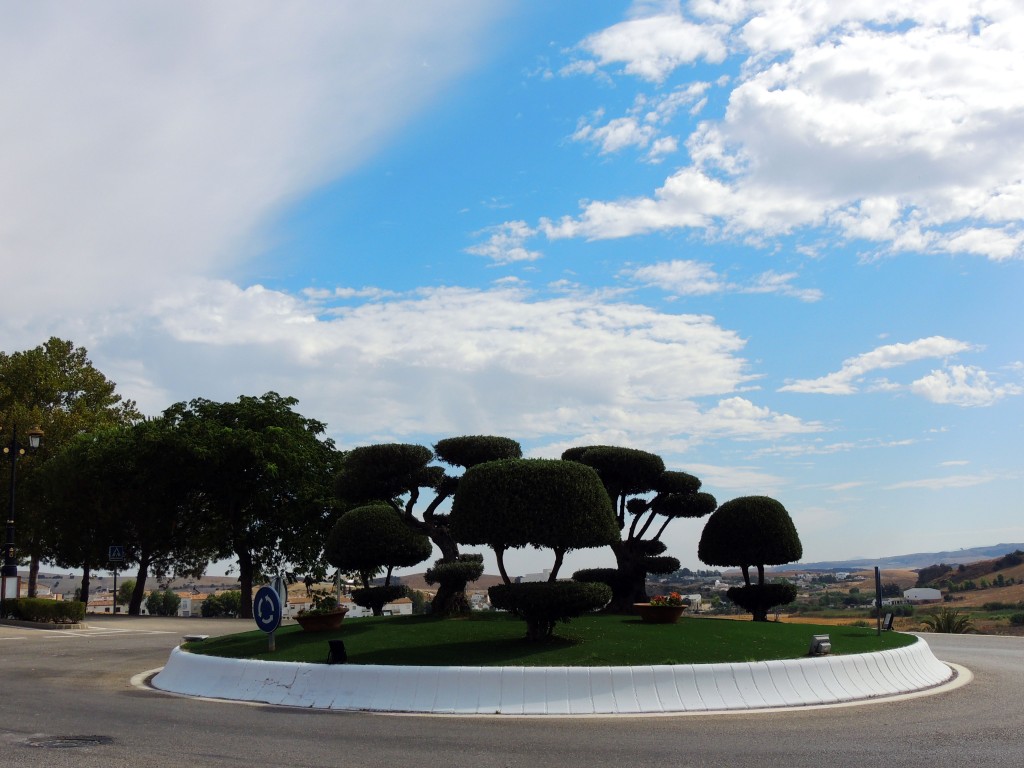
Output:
[{"xmin": 0, "ymin": 617, "xmax": 1020, "ymax": 766}]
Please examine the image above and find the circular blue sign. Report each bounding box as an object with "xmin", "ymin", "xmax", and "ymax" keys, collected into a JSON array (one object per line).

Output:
[{"xmin": 253, "ymin": 585, "xmax": 282, "ymax": 633}]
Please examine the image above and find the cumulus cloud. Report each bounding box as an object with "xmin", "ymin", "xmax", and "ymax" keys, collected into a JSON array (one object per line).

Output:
[
  {"xmin": 571, "ymin": 84, "xmax": 711, "ymax": 161},
  {"xmin": 465, "ymin": 221, "xmax": 543, "ymax": 264},
  {"xmin": 543, "ymin": 1, "xmax": 1024, "ymax": 261},
  {"xmin": 780, "ymin": 337, "xmax": 974, "ymax": 395},
  {"xmin": 910, "ymin": 365, "xmax": 1023, "ymax": 407},
  {"xmin": 114, "ymin": 280, "xmax": 824, "ymax": 449},
  {"xmin": 566, "ymin": 10, "xmax": 728, "ymax": 83}
]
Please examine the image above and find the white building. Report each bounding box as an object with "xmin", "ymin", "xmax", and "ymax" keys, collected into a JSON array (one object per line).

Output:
[{"xmin": 904, "ymin": 587, "xmax": 942, "ymax": 603}]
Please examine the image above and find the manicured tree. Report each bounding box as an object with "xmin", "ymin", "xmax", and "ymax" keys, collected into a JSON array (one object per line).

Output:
[
  {"xmin": 698, "ymin": 496, "xmax": 802, "ymax": 621},
  {"xmin": 325, "ymin": 503, "xmax": 432, "ymax": 615},
  {"xmin": 334, "ymin": 436, "xmax": 521, "ymax": 616},
  {"xmin": 562, "ymin": 446, "xmax": 717, "ymax": 612},
  {"xmin": 450, "ymin": 458, "xmax": 618, "ymax": 640}
]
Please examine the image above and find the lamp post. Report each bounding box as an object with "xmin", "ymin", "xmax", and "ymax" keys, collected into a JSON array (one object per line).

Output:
[{"xmin": 2, "ymin": 423, "xmax": 44, "ymax": 602}]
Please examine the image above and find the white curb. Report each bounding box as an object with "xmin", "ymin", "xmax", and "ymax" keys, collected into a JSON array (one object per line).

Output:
[{"xmin": 151, "ymin": 635, "xmax": 954, "ymax": 715}]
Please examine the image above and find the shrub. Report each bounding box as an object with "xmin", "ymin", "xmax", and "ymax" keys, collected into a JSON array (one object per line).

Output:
[
  {"xmin": 982, "ymin": 601, "xmax": 1015, "ymax": 612},
  {"xmin": 202, "ymin": 591, "xmax": 242, "ymax": 617},
  {"xmin": 351, "ymin": 585, "xmax": 407, "ymax": 615},
  {"xmin": 2, "ymin": 598, "xmax": 85, "ymax": 623},
  {"xmin": 1009, "ymin": 613, "xmax": 1024, "ymax": 627},
  {"xmin": 919, "ymin": 608, "xmax": 975, "ymax": 633},
  {"xmin": 726, "ymin": 584, "xmax": 797, "ymax": 621},
  {"xmin": 146, "ymin": 590, "xmax": 181, "ymax": 616},
  {"xmin": 571, "ymin": 568, "xmax": 620, "ymax": 588},
  {"xmin": 488, "ymin": 582, "xmax": 611, "ymax": 641}
]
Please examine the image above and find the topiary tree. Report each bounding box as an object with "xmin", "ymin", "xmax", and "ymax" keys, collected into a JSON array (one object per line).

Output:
[
  {"xmin": 698, "ymin": 496, "xmax": 802, "ymax": 621},
  {"xmin": 450, "ymin": 458, "xmax": 618, "ymax": 640},
  {"xmin": 334, "ymin": 436, "xmax": 521, "ymax": 616},
  {"xmin": 562, "ymin": 446, "xmax": 717, "ymax": 612},
  {"xmin": 324, "ymin": 503, "xmax": 432, "ymax": 616}
]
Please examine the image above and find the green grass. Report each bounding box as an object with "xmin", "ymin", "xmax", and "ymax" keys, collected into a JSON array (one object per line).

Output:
[{"xmin": 185, "ymin": 613, "xmax": 916, "ymax": 666}]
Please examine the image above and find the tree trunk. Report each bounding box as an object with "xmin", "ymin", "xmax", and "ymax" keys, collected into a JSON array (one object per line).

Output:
[
  {"xmin": 426, "ymin": 528, "xmax": 475, "ymax": 616},
  {"xmin": 605, "ymin": 541, "xmax": 649, "ymax": 613},
  {"xmin": 28, "ymin": 553, "xmax": 40, "ymax": 598},
  {"xmin": 79, "ymin": 566, "xmax": 91, "ymax": 607},
  {"xmin": 237, "ymin": 547, "xmax": 254, "ymax": 619},
  {"xmin": 129, "ymin": 555, "xmax": 150, "ymax": 615}
]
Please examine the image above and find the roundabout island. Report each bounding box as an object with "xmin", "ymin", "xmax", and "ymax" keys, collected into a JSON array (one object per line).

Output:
[{"xmin": 151, "ymin": 632, "xmax": 958, "ymax": 715}]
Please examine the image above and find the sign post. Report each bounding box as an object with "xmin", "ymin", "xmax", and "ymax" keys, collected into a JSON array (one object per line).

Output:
[
  {"xmin": 874, "ymin": 566, "xmax": 883, "ymax": 637},
  {"xmin": 109, "ymin": 545, "xmax": 125, "ymax": 615},
  {"xmin": 253, "ymin": 585, "xmax": 283, "ymax": 652}
]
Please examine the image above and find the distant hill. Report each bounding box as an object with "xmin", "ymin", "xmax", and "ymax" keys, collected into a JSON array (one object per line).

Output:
[{"xmin": 774, "ymin": 543, "xmax": 1024, "ymax": 572}]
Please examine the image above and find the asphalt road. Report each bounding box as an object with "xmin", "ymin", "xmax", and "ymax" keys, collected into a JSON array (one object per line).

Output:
[{"xmin": 0, "ymin": 616, "xmax": 1021, "ymax": 767}]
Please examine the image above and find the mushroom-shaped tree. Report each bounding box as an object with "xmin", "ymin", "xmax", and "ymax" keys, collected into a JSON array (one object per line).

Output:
[
  {"xmin": 562, "ymin": 446, "xmax": 717, "ymax": 612},
  {"xmin": 698, "ymin": 496, "xmax": 802, "ymax": 621},
  {"xmin": 451, "ymin": 458, "xmax": 618, "ymax": 640},
  {"xmin": 334, "ymin": 436, "xmax": 521, "ymax": 616},
  {"xmin": 325, "ymin": 503, "xmax": 433, "ymax": 616}
]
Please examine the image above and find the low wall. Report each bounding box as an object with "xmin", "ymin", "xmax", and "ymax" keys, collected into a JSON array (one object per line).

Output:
[{"xmin": 151, "ymin": 636, "xmax": 953, "ymax": 715}]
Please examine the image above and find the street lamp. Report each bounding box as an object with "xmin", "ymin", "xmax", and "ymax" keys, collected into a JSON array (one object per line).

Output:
[{"xmin": 3, "ymin": 424, "xmax": 44, "ymax": 601}]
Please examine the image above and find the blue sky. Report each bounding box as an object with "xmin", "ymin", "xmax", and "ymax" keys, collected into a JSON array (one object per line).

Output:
[{"xmin": 2, "ymin": 1, "xmax": 1022, "ymax": 577}]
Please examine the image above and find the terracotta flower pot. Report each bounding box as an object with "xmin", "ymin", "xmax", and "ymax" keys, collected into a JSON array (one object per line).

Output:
[
  {"xmin": 634, "ymin": 603, "xmax": 686, "ymax": 624},
  {"xmin": 295, "ymin": 609, "xmax": 347, "ymax": 632}
]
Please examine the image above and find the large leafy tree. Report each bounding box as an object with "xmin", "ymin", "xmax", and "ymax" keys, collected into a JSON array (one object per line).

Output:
[
  {"xmin": 36, "ymin": 419, "xmax": 216, "ymax": 613},
  {"xmin": 698, "ymin": 495, "xmax": 802, "ymax": 621},
  {"xmin": 0, "ymin": 338, "xmax": 140, "ymax": 595},
  {"xmin": 163, "ymin": 392, "xmax": 341, "ymax": 618},
  {"xmin": 334, "ymin": 435, "xmax": 521, "ymax": 616},
  {"xmin": 451, "ymin": 458, "xmax": 618, "ymax": 640},
  {"xmin": 33, "ymin": 428, "xmax": 126, "ymax": 606},
  {"xmin": 562, "ymin": 446, "xmax": 717, "ymax": 612}
]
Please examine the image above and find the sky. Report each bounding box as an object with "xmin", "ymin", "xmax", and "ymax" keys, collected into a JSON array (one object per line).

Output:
[{"xmin": 2, "ymin": 0, "xmax": 1022, "ymax": 579}]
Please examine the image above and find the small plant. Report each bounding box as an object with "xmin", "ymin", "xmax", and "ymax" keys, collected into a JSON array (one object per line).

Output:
[
  {"xmin": 1009, "ymin": 612, "xmax": 1024, "ymax": 627},
  {"xmin": 649, "ymin": 592, "xmax": 684, "ymax": 607},
  {"xmin": 298, "ymin": 589, "xmax": 343, "ymax": 616},
  {"xmin": 919, "ymin": 608, "xmax": 975, "ymax": 633}
]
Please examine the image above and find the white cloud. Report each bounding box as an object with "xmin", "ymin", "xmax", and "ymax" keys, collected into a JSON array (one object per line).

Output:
[
  {"xmin": 887, "ymin": 473, "xmax": 997, "ymax": 490},
  {"xmin": 465, "ymin": 221, "xmax": 543, "ymax": 264},
  {"xmin": 568, "ymin": 11, "xmax": 728, "ymax": 83},
  {"xmin": 910, "ymin": 365, "xmax": 1023, "ymax": 407},
  {"xmin": 626, "ymin": 260, "xmax": 726, "ymax": 295},
  {"xmin": 570, "ymin": 84, "xmax": 710, "ymax": 160},
  {"xmin": 98, "ymin": 279, "xmax": 822, "ymax": 448},
  {"xmin": 623, "ymin": 259, "xmax": 821, "ymax": 301},
  {"xmin": 541, "ymin": 2, "xmax": 1024, "ymax": 261},
  {"xmin": 780, "ymin": 337, "xmax": 973, "ymax": 394},
  {"xmin": 0, "ymin": 2, "xmax": 504, "ymax": 318}
]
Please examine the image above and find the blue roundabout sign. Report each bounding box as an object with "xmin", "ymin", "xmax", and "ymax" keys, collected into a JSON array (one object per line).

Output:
[{"xmin": 253, "ymin": 585, "xmax": 282, "ymax": 633}]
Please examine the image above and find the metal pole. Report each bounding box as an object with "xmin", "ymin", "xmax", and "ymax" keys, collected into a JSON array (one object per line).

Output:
[
  {"xmin": 875, "ymin": 566, "xmax": 883, "ymax": 636},
  {"xmin": 4, "ymin": 423, "xmax": 19, "ymax": 588}
]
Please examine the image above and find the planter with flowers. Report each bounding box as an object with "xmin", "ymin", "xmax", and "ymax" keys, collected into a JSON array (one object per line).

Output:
[
  {"xmin": 295, "ymin": 591, "xmax": 348, "ymax": 632},
  {"xmin": 634, "ymin": 592, "xmax": 687, "ymax": 624}
]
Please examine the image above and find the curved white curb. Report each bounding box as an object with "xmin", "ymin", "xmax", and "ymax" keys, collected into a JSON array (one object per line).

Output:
[{"xmin": 151, "ymin": 636, "xmax": 954, "ymax": 715}]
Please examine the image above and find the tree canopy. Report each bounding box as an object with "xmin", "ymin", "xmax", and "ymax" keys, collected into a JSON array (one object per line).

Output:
[
  {"xmin": 334, "ymin": 436, "xmax": 522, "ymax": 616},
  {"xmin": 562, "ymin": 445, "xmax": 716, "ymax": 612},
  {"xmin": 0, "ymin": 337, "xmax": 140, "ymax": 594},
  {"xmin": 451, "ymin": 458, "xmax": 618, "ymax": 584},
  {"xmin": 698, "ymin": 495, "xmax": 802, "ymax": 621},
  {"xmin": 163, "ymin": 392, "xmax": 341, "ymax": 618}
]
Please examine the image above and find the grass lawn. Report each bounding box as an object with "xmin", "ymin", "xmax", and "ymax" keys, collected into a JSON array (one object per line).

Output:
[{"xmin": 185, "ymin": 613, "xmax": 917, "ymax": 666}]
